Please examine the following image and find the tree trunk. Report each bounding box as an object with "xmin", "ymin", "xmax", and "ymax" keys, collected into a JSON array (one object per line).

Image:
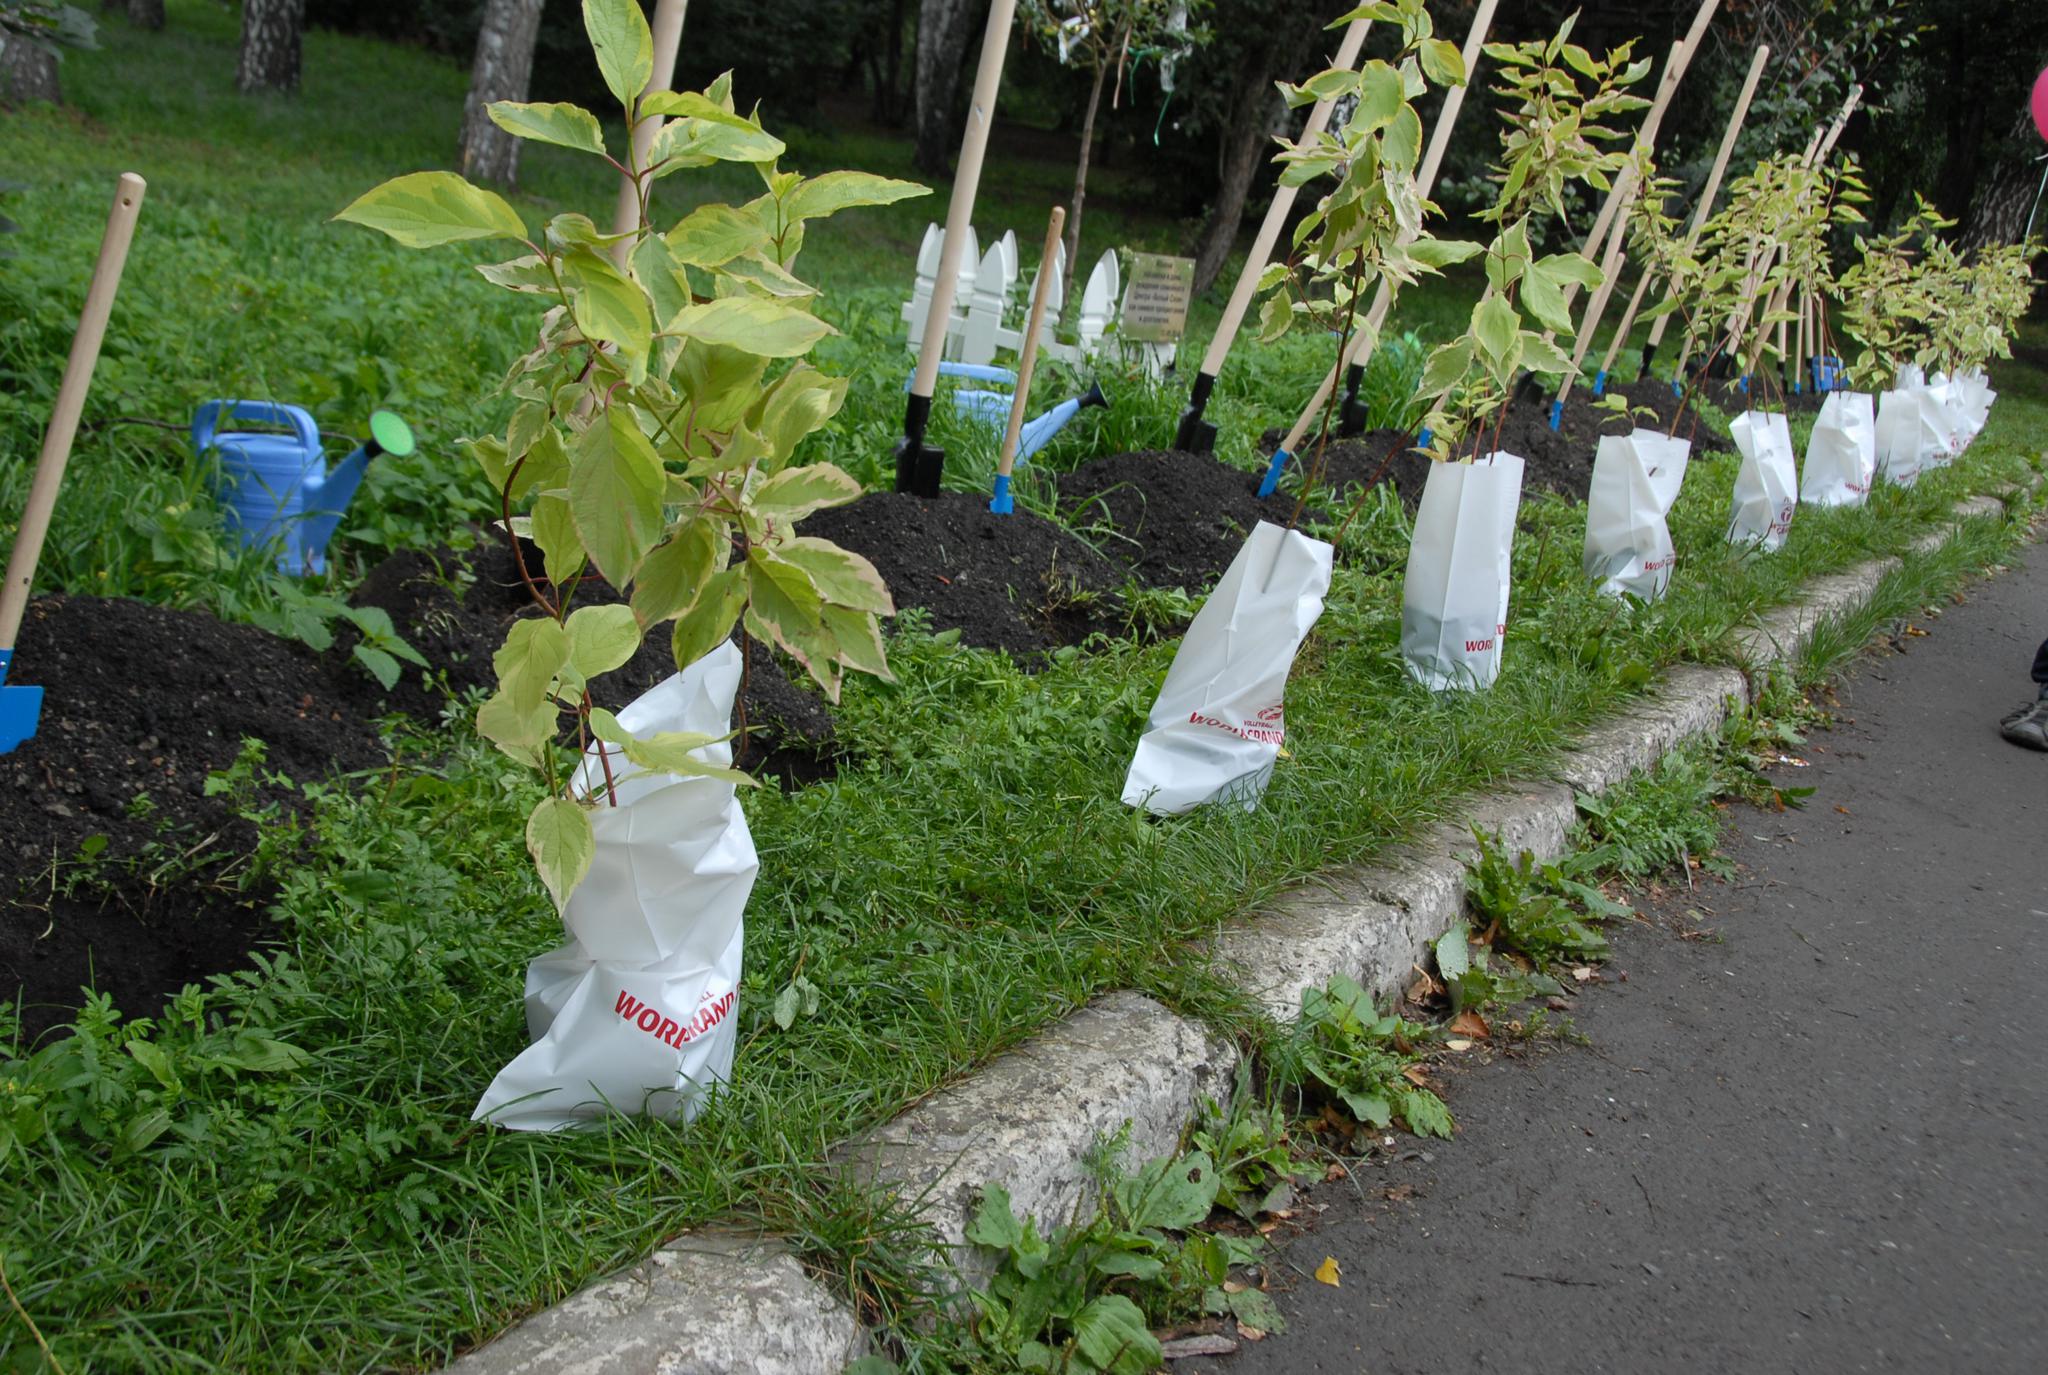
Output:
[
  {"xmin": 236, "ymin": 0, "xmax": 308, "ymax": 94},
  {"xmin": 1184, "ymin": 11, "xmax": 1320, "ymax": 297},
  {"xmin": 459, "ymin": 0, "xmax": 545, "ymax": 187},
  {"xmin": 1963, "ymin": 107, "xmax": 2046, "ymax": 248},
  {"xmin": 1064, "ymin": 60, "xmax": 1107, "ymax": 275},
  {"xmin": 912, "ymin": 0, "xmax": 976, "ymax": 176},
  {"xmin": 879, "ymin": 0, "xmax": 905, "ymax": 125},
  {"xmin": 128, "ymin": 0, "xmax": 166, "ymax": 30},
  {"xmin": 0, "ymin": 33, "xmax": 63, "ymax": 104}
]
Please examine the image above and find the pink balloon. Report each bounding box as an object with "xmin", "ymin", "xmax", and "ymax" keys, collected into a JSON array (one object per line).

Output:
[{"xmin": 2034, "ymin": 67, "xmax": 2048, "ymax": 143}]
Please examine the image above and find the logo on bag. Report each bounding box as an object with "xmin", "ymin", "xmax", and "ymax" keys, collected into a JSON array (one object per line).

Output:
[
  {"xmin": 1464, "ymin": 636, "xmax": 1494, "ymax": 653},
  {"xmin": 615, "ymin": 987, "xmax": 735, "ymax": 1049},
  {"xmin": 1642, "ymin": 555, "xmax": 1675, "ymax": 573},
  {"xmin": 1189, "ymin": 704, "xmax": 1285, "ymax": 745}
]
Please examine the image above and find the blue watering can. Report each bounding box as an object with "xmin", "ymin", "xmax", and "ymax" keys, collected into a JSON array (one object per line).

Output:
[{"xmin": 193, "ymin": 401, "xmax": 414, "ymax": 575}]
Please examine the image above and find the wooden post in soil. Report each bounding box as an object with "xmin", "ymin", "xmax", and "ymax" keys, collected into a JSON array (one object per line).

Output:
[
  {"xmin": 1258, "ymin": 0, "xmax": 1498, "ymax": 492},
  {"xmin": 1549, "ymin": 163, "xmax": 1645, "ymax": 425},
  {"xmin": 1173, "ymin": 10, "xmax": 1377, "ymax": 453},
  {"xmin": 896, "ymin": 0, "xmax": 1018, "ymax": 498},
  {"xmin": 1616, "ymin": 42, "xmax": 1770, "ymax": 383},
  {"xmin": 989, "ymin": 207, "xmax": 1066, "ymax": 514},
  {"xmin": 610, "ymin": 0, "xmax": 690, "ymax": 265},
  {"xmin": 1744, "ymin": 85, "xmax": 1861, "ymax": 392},
  {"xmin": 1, "ymin": 174, "xmax": 147, "ymax": 755}
]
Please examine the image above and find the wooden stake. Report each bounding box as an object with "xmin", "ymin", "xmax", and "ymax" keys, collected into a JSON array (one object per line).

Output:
[
  {"xmin": 1196, "ymin": 13, "xmax": 1375, "ymax": 380},
  {"xmin": 997, "ymin": 206, "xmax": 1066, "ymax": 481},
  {"xmin": 610, "ymin": 0, "xmax": 690, "ymax": 265},
  {"xmin": 911, "ymin": 0, "xmax": 1018, "ymax": 405},
  {"xmin": 2, "ymin": 174, "xmax": 147, "ymax": 655}
]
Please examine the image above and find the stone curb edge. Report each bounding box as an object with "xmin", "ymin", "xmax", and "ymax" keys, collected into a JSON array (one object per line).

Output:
[{"xmin": 447, "ymin": 479, "xmax": 2040, "ymax": 1375}]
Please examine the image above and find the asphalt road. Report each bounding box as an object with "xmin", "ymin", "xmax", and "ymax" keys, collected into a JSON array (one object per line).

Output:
[{"xmin": 1194, "ymin": 529, "xmax": 2048, "ymax": 1375}]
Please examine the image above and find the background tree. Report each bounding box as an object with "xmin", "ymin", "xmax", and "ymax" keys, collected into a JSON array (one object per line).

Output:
[
  {"xmin": 237, "ymin": 0, "xmax": 308, "ymax": 93},
  {"xmin": 1018, "ymin": 0, "xmax": 1204, "ymax": 272},
  {"xmin": 912, "ymin": 0, "xmax": 976, "ymax": 175},
  {"xmin": 125, "ymin": 0, "xmax": 161, "ymax": 31},
  {"xmin": 1, "ymin": 2, "xmax": 95, "ymax": 104},
  {"xmin": 458, "ymin": 0, "xmax": 545, "ymax": 186},
  {"xmin": 1181, "ymin": 1, "xmax": 1323, "ymax": 295}
]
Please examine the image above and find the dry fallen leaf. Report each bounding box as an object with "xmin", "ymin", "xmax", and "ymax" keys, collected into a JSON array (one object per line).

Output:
[
  {"xmin": 1325, "ymin": 1162, "xmax": 1348, "ymax": 1182},
  {"xmin": 1401, "ymin": 1064, "xmax": 1431, "ymax": 1087},
  {"xmin": 1315, "ymin": 1255, "xmax": 1342, "ymax": 1287},
  {"xmin": 1572, "ymin": 966, "xmax": 1597, "ymax": 983},
  {"xmin": 1220, "ymin": 1279, "xmax": 1248, "ymax": 1294},
  {"xmin": 1445, "ymin": 1038, "xmax": 1474, "ymax": 1052},
  {"xmin": 1447, "ymin": 1010, "xmax": 1491, "ymax": 1039},
  {"xmin": 1238, "ymin": 1325, "xmax": 1266, "ymax": 1342}
]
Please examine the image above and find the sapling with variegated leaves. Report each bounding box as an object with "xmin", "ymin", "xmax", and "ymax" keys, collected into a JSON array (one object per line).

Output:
[
  {"xmin": 1250, "ymin": 0, "xmax": 1480, "ymax": 505},
  {"xmin": 1415, "ymin": 18, "xmax": 1650, "ymax": 460},
  {"xmin": 334, "ymin": 0, "xmax": 929, "ymax": 907}
]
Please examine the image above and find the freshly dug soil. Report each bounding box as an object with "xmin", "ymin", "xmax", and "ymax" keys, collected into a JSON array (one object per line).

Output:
[
  {"xmin": 2, "ymin": 596, "xmax": 385, "ymax": 1042},
  {"xmin": 340, "ymin": 539, "xmax": 838, "ymax": 785},
  {"xmin": 1055, "ymin": 450, "xmax": 1305, "ymax": 590},
  {"xmin": 803, "ymin": 490, "xmax": 1125, "ymax": 656}
]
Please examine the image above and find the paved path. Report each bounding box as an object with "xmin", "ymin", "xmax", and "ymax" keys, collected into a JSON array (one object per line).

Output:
[{"xmin": 1196, "ymin": 531, "xmax": 2048, "ymax": 1375}]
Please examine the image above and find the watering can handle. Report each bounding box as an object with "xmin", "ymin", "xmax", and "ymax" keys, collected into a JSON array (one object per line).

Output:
[{"xmin": 191, "ymin": 399, "xmax": 321, "ymax": 456}]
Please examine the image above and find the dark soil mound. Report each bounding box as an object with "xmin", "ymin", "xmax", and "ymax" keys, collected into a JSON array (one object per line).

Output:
[
  {"xmin": 2, "ymin": 596, "xmax": 385, "ymax": 1042},
  {"xmin": 1275, "ymin": 428, "xmax": 1435, "ymax": 513},
  {"xmin": 1055, "ymin": 450, "xmax": 1303, "ymax": 590},
  {"xmin": 341, "ymin": 539, "xmax": 838, "ymax": 784},
  {"xmin": 803, "ymin": 491, "xmax": 1124, "ymax": 656}
]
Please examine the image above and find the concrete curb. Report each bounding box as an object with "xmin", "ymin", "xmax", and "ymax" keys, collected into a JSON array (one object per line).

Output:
[{"xmin": 446, "ymin": 481, "xmax": 2036, "ymax": 1373}]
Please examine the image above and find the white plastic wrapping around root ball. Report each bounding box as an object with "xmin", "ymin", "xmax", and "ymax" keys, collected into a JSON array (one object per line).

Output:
[
  {"xmin": 1401, "ymin": 452, "xmax": 1524, "ymax": 692},
  {"xmin": 1947, "ymin": 368, "xmax": 1996, "ymax": 451},
  {"xmin": 1874, "ymin": 381, "xmax": 1948, "ymax": 489},
  {"xmin": 1727, "ymin": 411, "xmax": 1797, "ymax": 554},
  {"xmin": 1583, "ymin": 429, "xmax": 1690, "ymax": 602},
  {"xmin": 1800, "ymin": 391, "xmax": 1877, "ymax": 509},
  {"xmin": 473, "ymin": 641, "xmax": 756, "ymax": 1133},
  {"xmin": 1122, "ymin": 520, "xmax": 1332, "ymax": 815}
]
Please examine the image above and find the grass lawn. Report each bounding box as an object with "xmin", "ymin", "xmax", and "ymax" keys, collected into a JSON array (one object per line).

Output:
[{"xmin": 3, "ymin": 4, "xmax": 2044, "ymax": 1369}]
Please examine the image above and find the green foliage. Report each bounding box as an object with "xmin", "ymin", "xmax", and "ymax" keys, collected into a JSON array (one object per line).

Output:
[
  {"xmin": 1463, "ymin": 828, "xmax": 1626, "ymax": 969},
  {"xmin": 1256, "ymin": 0, "xmax": 1477, "ymax": 356},
  {"xmin": 244, "ymin": 582, "xmax": 427, "ymax": 689},
  {"xmin": 1189, "ymin": 1072, "xmax": 1304, "ymax": 1221},
  {"xmin": 1418, "ymin": 18, "xmax": 1650, "ymax": 453},
  {"xmin": 958, "ymin": 1136, "xmax": 1275, "ymax": 1372},
  {"xmin": 1290, "ymin": 974, "xmax": 1449, "ymax": 1138},
  {"xmin": 1836, "ymin": 198, "xmax": 2039, "ymax": 387},
  {"xmin": 336, "ymin": 0, "xmax": 928, "ymax": 904},
  {"xmin": 1572, "ymin": 746, "xmax": 1739, "ymax": 882},
  {"xmin": 1432, "ymin": 918, "xmax": 1563, "ymax": 1017}
]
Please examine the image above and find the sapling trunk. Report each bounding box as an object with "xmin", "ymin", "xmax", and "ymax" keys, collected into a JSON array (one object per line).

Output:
[{"xmin": 1065, "ymin": 55, "xmax": 1110, "ymax": 277}]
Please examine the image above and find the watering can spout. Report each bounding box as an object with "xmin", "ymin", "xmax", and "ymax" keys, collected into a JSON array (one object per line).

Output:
[{"xmin": 298, "ymin": 411, "xmax": 415, "ymax": 567}]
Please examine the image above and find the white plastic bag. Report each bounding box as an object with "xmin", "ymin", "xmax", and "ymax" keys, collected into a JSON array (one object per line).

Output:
[
  {"xmin": 475, "ymin": 643, "xmax": 756, "ymax": 1132},
  {"xmin": 1583, "ymin": 430, "xmax": 1689, "ymax": 601},
  {"xmin": 1922, "ymin": 375, "xmax": 1966, "ymax": 467},
  {"xmin": 1122, "ymin": 521, "xmax": 1332, "ymax": 815},
  {"xmin": 1800, "ymin": 391, "xmax": 1876, "ymax": 508},
  {"xmin": 1950, "ymin": 367, "xmax": 1996, "ymax": 450},
  {"xmin": 1401, "ymin": 453, "xmax": 1525, "ymax": 691},
  {"xmin": 1727, "ymin": 410, "xmax": 1797, "ymax": 553},
  {"xmin": 1874, "ymin": 383, "xmax": 1944, "ymax": 488}
]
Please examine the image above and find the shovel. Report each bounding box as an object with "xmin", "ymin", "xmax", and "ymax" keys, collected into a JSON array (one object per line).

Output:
[{"xmin": 1, "ymin": 172, "xmax": 148, "ymax": 755}]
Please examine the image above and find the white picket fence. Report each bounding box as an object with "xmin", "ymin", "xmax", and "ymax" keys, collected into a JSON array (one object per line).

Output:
[{"xmin": 900, "ymin": 222, "xmax": 1175, "ymax": 377}]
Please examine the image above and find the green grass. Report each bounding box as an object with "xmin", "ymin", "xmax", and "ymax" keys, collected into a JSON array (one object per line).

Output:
[{"xmin": 4, "ymin": 5, "xmax": 2047, "ymax": 1370}]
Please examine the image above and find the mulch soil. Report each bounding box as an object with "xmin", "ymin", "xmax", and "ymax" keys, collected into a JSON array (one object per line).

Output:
[
  {"xmin": 2, "ymin": 596, "xmax": 385, "ymax": 1042},
  {"xmin": 803, "ymin": 490, "xmax": 1126, "ymax": 655},
  {"xmin": 1053, "ymin": 450, "xmax": 1310, "ymax": 590},
  {"xmin": 339, "ymin": 538, "xmax": 838, "ymax": 785}
]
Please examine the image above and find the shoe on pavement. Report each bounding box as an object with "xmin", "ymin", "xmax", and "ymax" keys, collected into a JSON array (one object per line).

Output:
[{"xmin": 2000, "ymin": 696, "xmax": 2048, "ymax": 751}]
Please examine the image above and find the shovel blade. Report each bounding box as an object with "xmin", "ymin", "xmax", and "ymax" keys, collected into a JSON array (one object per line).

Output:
[{"xmin": 0, "ymin": 684, "xmax": 44, "ymax": 755}]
